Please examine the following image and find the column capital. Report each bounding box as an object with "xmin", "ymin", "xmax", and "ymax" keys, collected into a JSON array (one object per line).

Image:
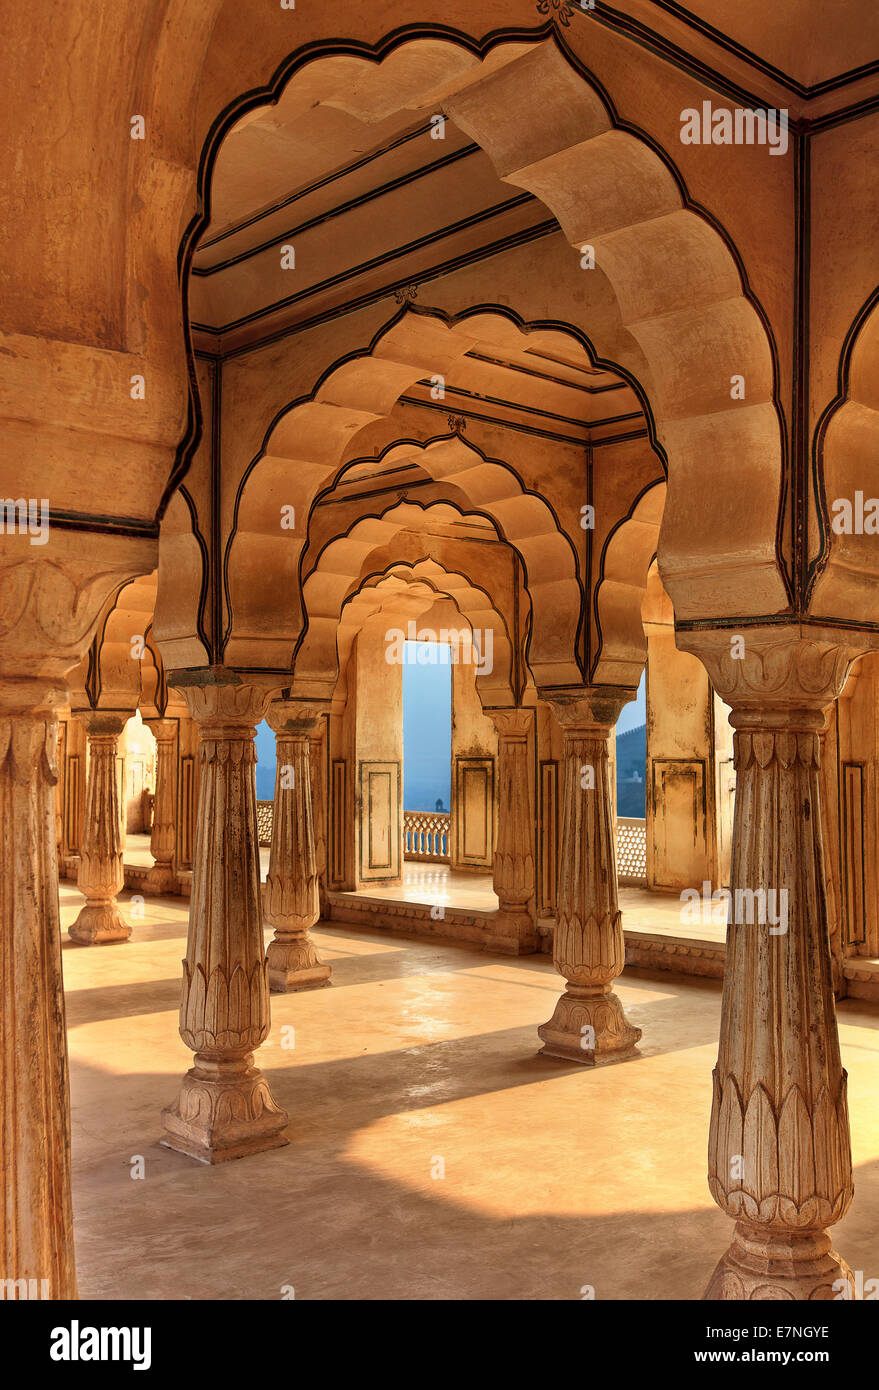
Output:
[
  {"xmin": 0, "ymin": 541, "xmax": 155, "ymax": 689},
  {"xmin": 0, "ymin": 676, "xmax": 69, "ymax": 714},
  {"xmin": 144, "ymin": 716, "xmax": 178, "ymax": 743},
  {"xmin": 73, "ymin": 710, "xmax": 130, "ymax": 738},
  {"xmin": 171, "ymin": 671, "xmax": 284, "ymax": 729},
  {"xmin": 486, "ymin": 706, "xmax": 534, "ymax": 740},
  {"xmin": 266, "ymin": 699, "xmax": 329, "ymax": 738},
  {"xmin": 676, "ymin": 627, "xmax": 862, "ymax": 727},
  {"xmin": 538, "ymin": 685, "xmax": 635, "ymax": 732}
]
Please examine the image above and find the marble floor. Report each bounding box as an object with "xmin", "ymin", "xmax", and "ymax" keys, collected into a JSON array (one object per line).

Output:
[
  {"xmin": 338, "ymin": 862, "xmax": 726, "ymax": 945},
  {"xmin": 341, "ymin": 862, "xmax": 499, "ymax": 912},
  {"xmin": 124, "ymin": 838, "xmax": 723, "ymax": 943},
  {"xmin": 60, "ymin": 878, "xmax": 879, "ymax": 1300},
  {"xmin": 124, "ymin": 840, "xmax": 727, "ymax": 947}
]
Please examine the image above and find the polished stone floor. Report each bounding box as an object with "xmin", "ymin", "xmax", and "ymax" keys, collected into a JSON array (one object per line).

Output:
[
  {"xmin": 339, "ymin": 862, "xmax": 726, "ymax": 944},
  {"xmin": 60, "ymin": 880, "xmax": 879, "ymax": 1300},
  {"xmin": 124, "ymin": 838, "xmax": 725, "ymax": 945}
]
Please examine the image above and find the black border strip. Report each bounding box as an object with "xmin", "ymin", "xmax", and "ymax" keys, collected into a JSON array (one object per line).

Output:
[
  {"xmin": 194, "ymin": 140, "xmax": 482, "ymax": 275},
  {"xmin": 191, "ymin": 193, "xmax": 541, "ymax": 335},
  {"xmin": 642, "ymin": 0, "xmax": 879, "ymax": 99}
]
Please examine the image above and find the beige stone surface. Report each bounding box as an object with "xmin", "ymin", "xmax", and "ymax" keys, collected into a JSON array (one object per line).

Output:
[
  {"xmin": 6, "ymin": 1, "xmax": 879, "ymax": 1305},
  {"xmin": 58, "ymin": 881, "xmax": 879, "ymax": 1301}
]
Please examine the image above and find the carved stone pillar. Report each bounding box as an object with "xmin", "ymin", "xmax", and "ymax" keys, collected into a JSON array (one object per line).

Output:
[
  {"xmin": 536, "ymin": 687, "xmax": 641, "ymax": 1064},
  {"xmin": 144, "ymin": 717, "xmax": 177, "ymax": 893},
  {"xmin": 162, "ymin": 680, "xmax": 289, "ymax": 1163},
  {"xmin": 0, "ymin": 533, "xmax": 156, "ymax": 1297},
  {"xmin": 264, "ymin": 701, "xmax": 331, "ymax": 992},
  {"xmin": 818, "ymin": 712, "xmax": 845, "ymax": 998},
  {"xmin": 69, "ymin": 712, "xmax": 131, "ymax": 945},
  {"xmin": 1, "ymin": 681, "xmax": 77, "ymax": 1298},
  {"xmin": 487, "ymin": 708, "xmax": 538, "ymax": 954},
  {"xmin": 686, "ymin": 632, "xmax": 858, "ymax": 1300},
  {"xmin": 309, "ymin": 723, "xmax": 329, "ymax": 918}
]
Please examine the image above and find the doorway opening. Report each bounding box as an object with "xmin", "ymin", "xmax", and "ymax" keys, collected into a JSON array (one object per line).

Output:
[{"xmin": 402, "ymin": 639, "xmax": 452, "ymax": 880}]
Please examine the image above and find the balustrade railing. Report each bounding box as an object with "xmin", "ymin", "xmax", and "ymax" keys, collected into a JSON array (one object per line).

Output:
[
  {"xmin": 403, "ymin": 809, "xmax": 450, "ymax": 862},
  {"xmin": 257, "ymin": 798, "xmax": 645, "ymax": 881}
]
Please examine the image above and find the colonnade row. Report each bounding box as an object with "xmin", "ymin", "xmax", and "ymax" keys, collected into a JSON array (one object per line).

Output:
[
  {"xmin": 4, "ymin": 621, "xmax": 865, "ymax": 1302},
  {"xmin": 57, "ymin": 623, "xmax": 879, "ymax": 994}
]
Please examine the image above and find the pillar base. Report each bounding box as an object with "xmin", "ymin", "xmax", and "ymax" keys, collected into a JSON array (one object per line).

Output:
[
  {"xmin": 704, "ymin": 1222, "xmax": 854, "ymax": 1301},
  {"xmin": 144, "ymin": 863, "xmax": 177, "ymax": 896},
  {"xmin": 68, "ymin": 901, "xmax": 131, "ymax": 945},
  {"xmin": 161, "ymin": 1056, "xmax": 289, "ymax": 1164},
  {"xmin": 266, "ymin": 937, "xmax": 331, "ymax": 993},
  {"xmin": 538, "ymin": 984, "xmax": 641, "ymax": 1064},
  {"xmin": 484, "ymin": 909, "xmax": 539, "ymax": 956},
  {"xmin": 268, "ymin": 963, "xmax": 332, "ymax": 993}
]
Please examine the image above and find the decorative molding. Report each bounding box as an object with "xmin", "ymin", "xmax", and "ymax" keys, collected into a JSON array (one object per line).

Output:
[{"xmin": 393, "ymin": 283, "xmax": 420, "ymax": 305}]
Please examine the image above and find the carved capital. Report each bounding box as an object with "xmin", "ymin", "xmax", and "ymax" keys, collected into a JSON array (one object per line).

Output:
[
  {"xmin": 0, "ymin": 537, "xmax": 155, "ymax": 686},
  {"xmin": 74, "ymin": 710, "xmax": 129, "ymax": 738},
  {"xmin": 539, "ymin": 684, "xmax": 635, "ymax": 732},
  {"xmin": 173, "ymin": 671, "xmax": 283, "ymax": 731},
  {"xmin": 144, "ymin": 716, "xmax": 177, "ymax": 745},
  {"xmin": 487, "ymin": 707, "xmax": 534, "ymax": 740},
  {"xmin": 678, "ymin": 629, "xmax": 860, "ymax": 726},
  {"xmin": 266, "ymin": 699, "xmax": 328, "ymax": 738}
]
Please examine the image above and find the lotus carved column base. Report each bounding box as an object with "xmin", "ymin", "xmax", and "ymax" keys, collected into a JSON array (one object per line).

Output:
[
  {"xmin": 69, "ymin": 899, "xmax": 131, "ymax": 945},
  {"xmin": 704, "ymin": 1222, "xmax": 854, "ymax": 1301},
  {"xmin": 538, "ymin": 983, "xmax": 642, "ymax": 1064},
  {"xmin": 266, "ymin": 936, "xmax": 332, "ymax": 993},
  {"xmin": 162, "ymin": 1054, "xmax": 289, "ymax": 1164}
]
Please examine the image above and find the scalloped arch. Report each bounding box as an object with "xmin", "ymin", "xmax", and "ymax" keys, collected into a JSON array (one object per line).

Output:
[
  {"xmin": 592, "ymin": 482, "xmax": 666, "ymax": 687},
  {"xmin": 226, "ymin": 313, "xmax": 585, "ymax": 683},
  {"xmin": 810, "ymin": 289, "xmax": 879, "ymax": 625},
  {"xmin": 319, "ymin": 559, "xmax": 517, "ymax": 708},
  {"xmin": 294, "ymin": 517, "xmax": 519, "ymax": 701}
]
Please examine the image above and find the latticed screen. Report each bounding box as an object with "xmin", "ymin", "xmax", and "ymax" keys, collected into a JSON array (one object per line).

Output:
[
  {"xmin": 616, "ymin": 818, "xmax": 647, "ymax": 885},
  {"xmin": 256, "ymin": 801, "xmax": 274, "ymax": 846}
]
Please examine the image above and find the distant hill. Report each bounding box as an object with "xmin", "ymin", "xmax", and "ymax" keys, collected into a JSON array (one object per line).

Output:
[{"xmin": 616, "ymin": 723, "xmax": 646, "ymax": 818}]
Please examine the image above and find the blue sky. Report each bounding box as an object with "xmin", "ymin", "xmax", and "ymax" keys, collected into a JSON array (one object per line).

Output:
[
  {"xmin": 616, "ymin": 670, "xmax": 646, "ymax": 735},
  {"xmin": 402, "ymin": 641, "xmax": 452, "ymax": 811}
]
